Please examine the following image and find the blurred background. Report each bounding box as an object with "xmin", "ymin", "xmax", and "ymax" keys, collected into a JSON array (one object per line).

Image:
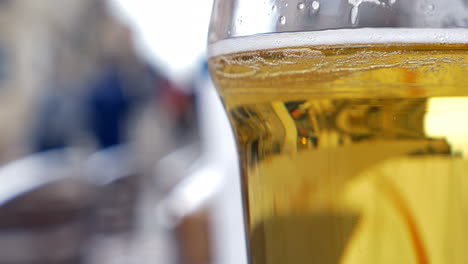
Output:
[{"xmin": 0, "ymin": 0, "xmax": 246, "ymax": 264}]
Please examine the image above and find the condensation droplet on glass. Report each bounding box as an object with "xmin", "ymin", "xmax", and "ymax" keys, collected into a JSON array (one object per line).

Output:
[
  {"xmin": 297, "ymin": 2, "xmax": 305, "ymax": 10},
  {"xmin": 208, "ymin": 32, "xmax": 217, "ymax": 43},
  {"xmin": 236, "ymin": 16, "xmax": 243, "ymax": 26},
  {"xmin": 279, "ymin": 15, "xmax": 286, "ymax": 25},
  {"xmin": 422, "ymin": 2, "xmax": 436, "ymax": 15},
  {"xmin": 311, "ymin": 1, "xmax": 320, "ymax": 13},
  {"xmin": 348, "ymin": 0, "xmax": 382, "ymax": 24},
  {"xmin": 272, "ymin": 5, "xmax": 276, "ymax": 11},
  {"xmin": 350, "ymin": 6, "xmax": 359, "ymax": 24}
]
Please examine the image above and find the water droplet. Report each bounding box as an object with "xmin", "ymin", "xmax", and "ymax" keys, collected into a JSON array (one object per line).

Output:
[
  {"xmin": 348, "ymin": 0, "xmax": 387, "ymax": 24},
  {"xmin": 208, "ymin": 32, "xmax": 217, "ymax": 42},
  {"xmin": 279, "ymin": 15, "xmax": 286, "ymax": 25},
  {"xmin": 297, "ymin": 2, "xmax": 305, "ymax": 10},
  {"xmin": 427, "ymin": 3, "xmax": 435, "ymax": 11},
  {"xmin": 236, "ymin": 16, "xmax": 243, "ymax": 25},
  {"xmin": 285, "ymin": 3, "xmax": 289, "ymax": 7},
  {"xmin": 311, "ymin": 1, "xmax": 320, "ymax": 13},
  {"xmin": 421, "ymin": 2, "xmax": 436, "ymax": 15},
  {"xmin": 272, "ymin": 5, "xmax": 276, "ymax": 11},
  {"xmin": 350, "ymin": 6, "xmax": 359, "ymax": 24}
]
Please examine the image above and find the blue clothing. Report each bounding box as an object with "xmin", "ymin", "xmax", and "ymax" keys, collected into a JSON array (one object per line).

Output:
[{"xmin": 88, "ymin": 66, "xmax": 130, "ymax": 149}]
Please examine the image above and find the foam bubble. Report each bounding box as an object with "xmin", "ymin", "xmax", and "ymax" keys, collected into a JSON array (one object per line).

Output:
[{"xmin": 208, "ymin": 28, "xmax": 468, "ymax": 58}]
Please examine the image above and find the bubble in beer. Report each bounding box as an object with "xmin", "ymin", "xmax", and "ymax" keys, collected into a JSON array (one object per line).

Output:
[
  {"xmin": 279, "ymin": 15, "xmax": 286, "ymax": 25},
  {"xmin": 436, "ymin": 34, "xmax": 448, "ymax": 43},
  {"xmin": 297, "ymin": 2, "xmax": 305, "ymax": 10}
]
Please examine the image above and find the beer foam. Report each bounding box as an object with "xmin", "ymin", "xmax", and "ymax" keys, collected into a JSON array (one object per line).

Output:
[{"xmin": 208, "ymin": 28, "xmax": 468, "ymax": 58}]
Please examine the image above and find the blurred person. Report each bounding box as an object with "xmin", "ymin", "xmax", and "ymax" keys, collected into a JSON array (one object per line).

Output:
[
  {"xmin": 86, "ymin": 58, "xmax": 131, "ymax": 149},
  {"xmin": 85, "ymin": 21, "xmax": 157, "ymax": 149},
  {"xmin": 32, "ymin": 7, "xmax": 161, "ymax": 152}
]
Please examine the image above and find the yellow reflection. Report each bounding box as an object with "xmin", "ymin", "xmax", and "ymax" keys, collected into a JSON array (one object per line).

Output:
[
  {"xmin": 300, "ymin": 137, "xmax": 307, "ymax": 145},
  {"xmin": 425, "ymin": 98, "xmax": 468, "ymax": 156}
]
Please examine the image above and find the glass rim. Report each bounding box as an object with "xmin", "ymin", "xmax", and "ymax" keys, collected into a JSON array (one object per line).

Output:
[{"xmin": 208, "ymin": 27, "xmax": 468, "ymax": 58}]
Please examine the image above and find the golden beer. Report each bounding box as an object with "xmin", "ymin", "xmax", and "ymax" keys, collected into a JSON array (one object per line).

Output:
[{"xmin": 209, "ymin": 29, "xmax": 468, "ymax": 264}]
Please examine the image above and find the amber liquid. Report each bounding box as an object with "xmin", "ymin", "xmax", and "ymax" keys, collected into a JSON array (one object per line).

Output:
[{"xmin": 209, "ymin": 41, "xmax": 468, "ymax": 264}]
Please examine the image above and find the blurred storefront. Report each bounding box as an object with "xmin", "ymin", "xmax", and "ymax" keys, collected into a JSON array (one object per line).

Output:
[{"xmin": 0, "ymin": 0, "xmax": 245, "ymax": 264}]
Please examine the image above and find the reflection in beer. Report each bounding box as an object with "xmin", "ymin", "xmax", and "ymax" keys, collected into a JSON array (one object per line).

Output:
[{"xmin": 209, "ymin": 29, "xmax": 468, "ymax": 264}]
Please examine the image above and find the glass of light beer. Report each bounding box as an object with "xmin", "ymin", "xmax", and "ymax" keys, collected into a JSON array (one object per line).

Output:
[{"xmin": 208, "ymin": 0, "xmax": 468, "ymax": 263}]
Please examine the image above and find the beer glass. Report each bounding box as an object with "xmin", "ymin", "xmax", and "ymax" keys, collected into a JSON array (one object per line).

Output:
[{"xmin": 207, "ymin": 0, "xmax": 468, "ymax": 263}]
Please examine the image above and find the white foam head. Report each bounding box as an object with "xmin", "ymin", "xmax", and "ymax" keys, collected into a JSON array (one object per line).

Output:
[{"xmin": 208, "ymin": 28, "xmax": 468, "ymax": 58}]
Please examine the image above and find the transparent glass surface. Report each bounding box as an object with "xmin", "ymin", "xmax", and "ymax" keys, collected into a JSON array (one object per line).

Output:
[{"xmin": 208, "ymin": 1, "xmax": 468, "ymax": 263}]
